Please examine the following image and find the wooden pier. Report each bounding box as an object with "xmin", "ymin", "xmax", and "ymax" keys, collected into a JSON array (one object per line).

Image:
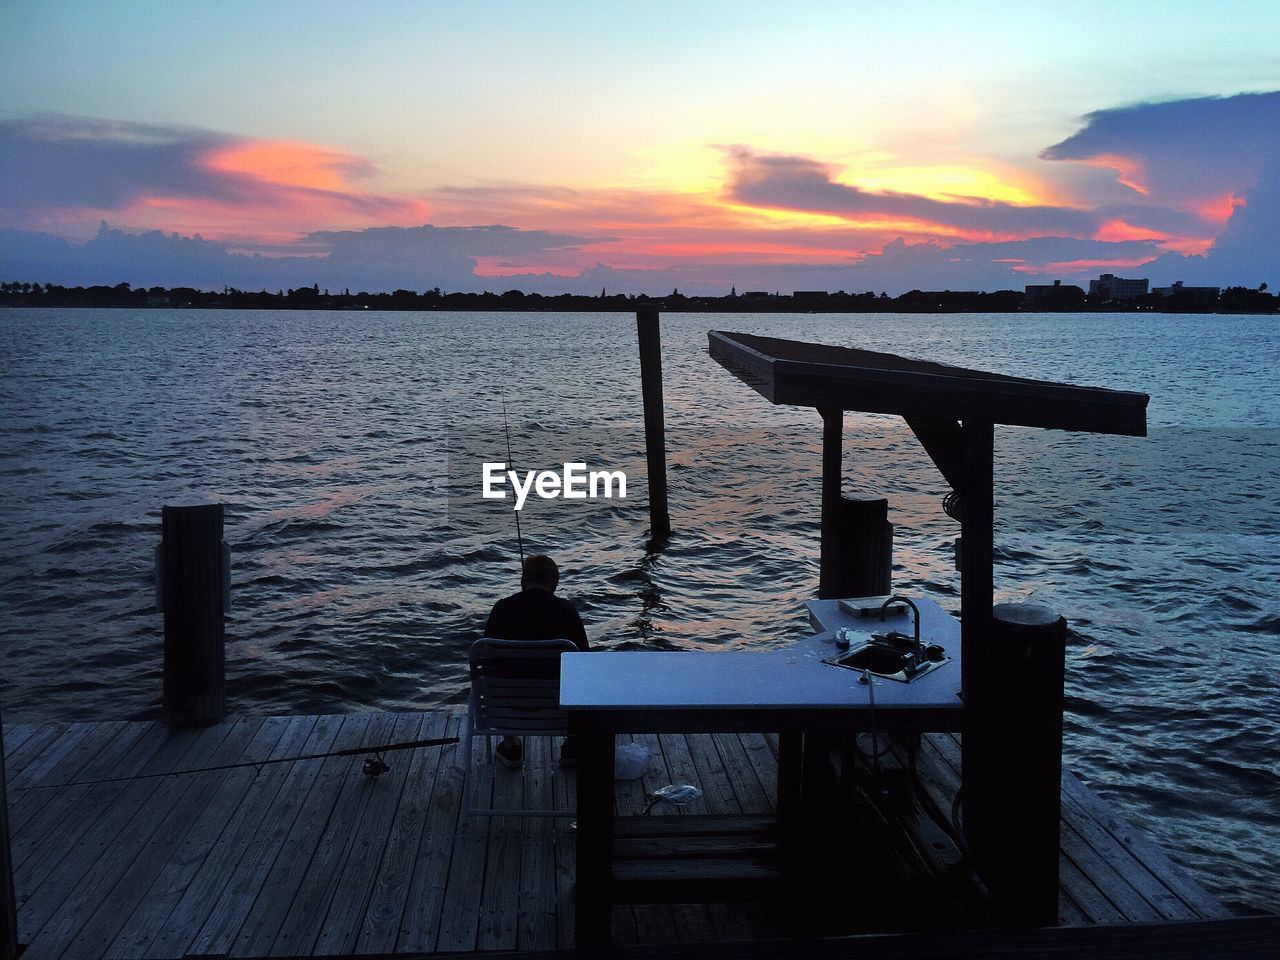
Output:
[{"xmin": 3, "ymin": 707, "xmax": 1229, "ymax": 959}]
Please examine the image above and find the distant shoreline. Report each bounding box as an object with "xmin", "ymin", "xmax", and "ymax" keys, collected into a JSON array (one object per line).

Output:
[{"xmin": 1, "ymin": 282, "xmax": 1276, "ymax": 314}]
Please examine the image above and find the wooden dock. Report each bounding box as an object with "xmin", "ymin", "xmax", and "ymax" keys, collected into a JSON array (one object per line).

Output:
[{"xmin": 3, "ymin": 708, "xmax": 1229, "ymax": 959}]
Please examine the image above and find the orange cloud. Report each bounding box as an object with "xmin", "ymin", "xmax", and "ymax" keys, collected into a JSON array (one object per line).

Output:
[
  {"xmin": 1012, "ymin": 257, "xmax": 1154, "ymax": 274},
  {"xmin": 1194, "ymin": 192, "xmax": 1244, "ymax": 223},
  {"xmin": 1093, "ymin": 218, "xmax": 1214, "ymax": 255},
  {"xmin": 204, "ymin": 141, "xmax": 372, "ymax": 192},
  {"xmin": 1094, "ymin": 218, "xmax": 1167, "ymax": 243},
  {"xmin": 1070, "ymin": 153, "xmax": 1150, "ymax": 195}
]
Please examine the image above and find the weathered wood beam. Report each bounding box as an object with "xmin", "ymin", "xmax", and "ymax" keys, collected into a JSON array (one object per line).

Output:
[
  {"xmin": 780, "ymin": 369, "xmax": 1146, "ymax": 435},
  {"xmin": 904, "ymin": 415, "xmax": 965, "ymax": 492},
  {"xmin": 708, "ymin": 331, "xmax": 1149, "ymax": 437}
]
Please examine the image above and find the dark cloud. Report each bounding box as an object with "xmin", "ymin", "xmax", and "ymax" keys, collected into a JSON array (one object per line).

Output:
[
  {"xmin": 0, "ymin": 219, "xmax": 1182, "ymax": 296},
  {"xmin": 1145, "ymin": 164, "xmax": 1280, "ymax": 287},
  {"xmin": 0, "ymin": 116, "xmax": 230, "ymax": 213},
  {"xmin": 1, "ymin": 223, "xmax": 271, "ymax": 289},
  {"xmin": 0, "ymin": 114, "xmax": 420, "ymax": 226},
  {"xmin": 306, "ymin": 223, "xmax": 590, "ymax": 261},
  {"xmin": 0, "ymin": 220, "xmax": 593, "ymax": 292},
  {"xmin": 301, "ymin": 223, "xmax": 593, "ymax": 291},
  {"xmin": 723, "ymin": 146, "xmax": 1099, "ymax": 238},
  {"xmin": 1042, "ymin": 92, "xmax": 1280, "ymax": 200},
  {"xmin": 822, "ymin": 235, "xmax": 1159, "ymax": 294},
  {"xmin": 1044, "ymin": 92, "xmax": 1280, "ymax": 286}
]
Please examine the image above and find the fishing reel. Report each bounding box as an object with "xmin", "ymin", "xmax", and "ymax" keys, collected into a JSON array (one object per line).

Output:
[{"xmin": 362, "ymin": 753, "xmax": 391, "ymax": 779}]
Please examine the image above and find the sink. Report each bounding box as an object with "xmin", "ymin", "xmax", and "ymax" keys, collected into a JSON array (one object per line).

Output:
[
  {"xmin": 824, "ymin": 639, "xmax": 951, "ymax": 683},
  {"xmin": 835, "ymin": 645, "xmax": 912, "ymax": 675}
]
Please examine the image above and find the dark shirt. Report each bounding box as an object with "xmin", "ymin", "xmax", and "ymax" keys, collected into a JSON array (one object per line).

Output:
[{"xmin": 484, "ymin": 587, "xmax": 590, "ymax": 652}]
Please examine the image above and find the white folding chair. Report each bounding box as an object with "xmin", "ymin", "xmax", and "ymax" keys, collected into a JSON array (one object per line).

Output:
[{"xmin": 463, "ymin": 637, "xmax": 577, "ymax": 817}]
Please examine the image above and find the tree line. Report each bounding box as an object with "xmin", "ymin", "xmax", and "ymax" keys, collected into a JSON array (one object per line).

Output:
[{"xmin": 1, "ymin": 280, "xmax": 1276, "ymax": 313}]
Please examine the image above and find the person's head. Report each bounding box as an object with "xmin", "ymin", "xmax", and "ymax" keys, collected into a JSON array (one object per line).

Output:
[{"xmin": 521, "ymin": 554, "xmax": 559, "ymax": 592}]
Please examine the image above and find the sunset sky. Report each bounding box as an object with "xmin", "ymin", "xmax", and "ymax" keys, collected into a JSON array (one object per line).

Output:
[{"xmin": 3, "ymin": 1, "xmax": 1279, "ymax": 293}]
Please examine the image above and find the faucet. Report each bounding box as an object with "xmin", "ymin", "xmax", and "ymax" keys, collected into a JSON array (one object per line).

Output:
[{"xmin": 879, "ymin": 595, "xmax": 922, "ymax": 660}]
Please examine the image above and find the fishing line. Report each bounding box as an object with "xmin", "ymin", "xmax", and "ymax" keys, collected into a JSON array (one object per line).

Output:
[
  {"xmin": 14, "ymin": 734, "xmax": 458, "ymax": 790},
  {"xmin": 500, "ymin": 386, "xmax": 526, "ymax": 571}
]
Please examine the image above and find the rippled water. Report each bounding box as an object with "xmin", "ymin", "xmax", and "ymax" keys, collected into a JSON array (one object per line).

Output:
[{"xmin": 1, "ymin": 307, "xmax": 1277, "ymax": 912}]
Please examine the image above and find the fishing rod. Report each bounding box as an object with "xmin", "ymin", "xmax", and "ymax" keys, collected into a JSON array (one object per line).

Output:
[
  {"xmin": 500, "ymin": 386, "xmax": 526, "ymax": 571},
  {"xmin": 13, "ymin": 733, "xmax": 458, "ymax": 790}
]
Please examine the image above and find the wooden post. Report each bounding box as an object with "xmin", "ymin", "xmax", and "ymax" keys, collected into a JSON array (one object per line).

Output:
[
  {"xmin": 161, "ymin": 503, "xmax": 227, "ymax": 727},
  {"xmin": 964, "ymin": 602, "xmax": 1067, "ymax": 926},
  {"xmin": 0, "ymin": 704, "xmax": 18, "ymax": 960},
  {"xmin": 820, "ymin": 408, "xmax": 842, "ymax": 594},
  {"xmin": 958, "ymin": 417, "xmax": 995, "ymax": 915},
  {"xmin": 573, "ymin": 728, "xmax": 615, "ymax": 946},
  {"xmin": 958, "ymin": 417, "xmax": 995, "ymax": 702},
  {"xmin": 819, "ymin": 409, "xmax": 892, "ymax": 599},
  {"xmin": 636, "ymin": 308, "xmax": 671, "ymax": 541}
]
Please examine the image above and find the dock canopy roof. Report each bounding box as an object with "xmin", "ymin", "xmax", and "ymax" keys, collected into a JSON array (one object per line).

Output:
[{"xmin": 709, "ymin": 331, "xmax": 1148, "ymax": 436}]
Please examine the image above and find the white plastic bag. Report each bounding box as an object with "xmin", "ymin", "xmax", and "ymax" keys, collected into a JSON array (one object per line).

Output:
[
  {"xmin": 614, "ymin": 742, "xmax": 651, "ymax": 780},
  {"xmin": 643, "ymin": 783, "xmax": 703, "ymax": 813}
]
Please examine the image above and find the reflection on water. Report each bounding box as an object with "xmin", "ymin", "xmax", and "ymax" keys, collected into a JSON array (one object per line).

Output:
[{"xmin": 0, "ymin": 307, "xmax": 1277, "ymax": 913}]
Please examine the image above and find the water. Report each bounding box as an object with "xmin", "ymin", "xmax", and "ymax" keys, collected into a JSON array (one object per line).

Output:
[{"xmin": 1, "ymin": 307, "xmax": 1276, "ymax": 913}]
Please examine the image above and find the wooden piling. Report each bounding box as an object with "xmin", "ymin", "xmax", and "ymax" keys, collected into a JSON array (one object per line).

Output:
[
  {"xmin": 636, "ymin": 308, "xmax": 671, "ymax": 541},
  {"xmin": 161, "ymin": 503, "xmax": 227, "ymax": 728},
  {"xmin": 958, "ymin": 417, "xmax": 996, "ymax": 917},
  {"xmin": 965, "ymin": 601, "xmax": 1067, "ymax": 926},
  {"xmin": 958, "ymin": 417, "xmax": 995, "ymax": 701},
  {"xmin": 819, "ymin": 409, "xmax": 892, "ymax": 599},
  {"xmin": 0, "ymin": 705, "xmax": 18, "ymax": 960}
]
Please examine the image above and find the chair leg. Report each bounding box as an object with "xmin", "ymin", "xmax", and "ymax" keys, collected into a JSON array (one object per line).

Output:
[{"xmin": 462, "ymin": 728, "xmax": 474, "ymax": 816}]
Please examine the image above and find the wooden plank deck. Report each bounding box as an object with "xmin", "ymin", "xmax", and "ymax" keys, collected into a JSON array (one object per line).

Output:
[{"xmin": 3, "ymin": 709, "xmax": 1229, "ymax": 959}]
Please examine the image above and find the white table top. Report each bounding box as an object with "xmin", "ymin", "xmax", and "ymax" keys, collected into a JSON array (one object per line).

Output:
[{"xmin": 561, "ymin": 595, "xmax": 962, "ymax": 714}]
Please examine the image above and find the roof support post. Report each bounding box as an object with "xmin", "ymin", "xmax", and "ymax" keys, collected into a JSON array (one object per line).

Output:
[
  {"xmin": 959, "ymin": 417, "xmax": 995, "ymax": 890},
  {"xmin": 819, "ymin": 408, "xmax": 843, "ymax": 599},
  {"xmin": 958, "ymin": 417, "xmax": 994, "ymax": 701}
]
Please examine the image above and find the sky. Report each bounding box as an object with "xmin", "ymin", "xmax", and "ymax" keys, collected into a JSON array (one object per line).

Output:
[{"xmin": 2, "ymin": 0, "xmax": 1280, "ymax": 294}]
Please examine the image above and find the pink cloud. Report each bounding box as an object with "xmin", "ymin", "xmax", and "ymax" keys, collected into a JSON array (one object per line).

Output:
[{"xmin": 0, "ymin": 115, "xmax": 428, "ymax": 243}]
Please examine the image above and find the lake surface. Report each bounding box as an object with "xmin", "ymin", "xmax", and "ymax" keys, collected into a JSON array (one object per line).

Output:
[{"xmin": 1, "ymin": 307, "xmax": 1276, "ymax": 913}]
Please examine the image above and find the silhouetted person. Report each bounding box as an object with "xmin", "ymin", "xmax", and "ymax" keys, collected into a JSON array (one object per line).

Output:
[{"xmin": 484, "ymin": 553, "xmax": 589, "ymax": 768}]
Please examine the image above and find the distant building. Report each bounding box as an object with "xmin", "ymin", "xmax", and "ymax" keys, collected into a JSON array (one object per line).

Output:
[
  {"xmin": 1024, "ymin": 279, "xmax": 1085, "ymax": 307},
  {"xmin": 742, "ymin": 291, "xmax": 772, "ymax": 301},
  {"xmin": 1089, "ymin": 273, "xmax": 1149, "ymax": 300},
  {"xmin": 792, "ymin": 290, "xmax": 828, "ymax": 301},
  {"xmin": 1153, "ymin": 280, "xmax": 1219, "ymax": 300}
]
